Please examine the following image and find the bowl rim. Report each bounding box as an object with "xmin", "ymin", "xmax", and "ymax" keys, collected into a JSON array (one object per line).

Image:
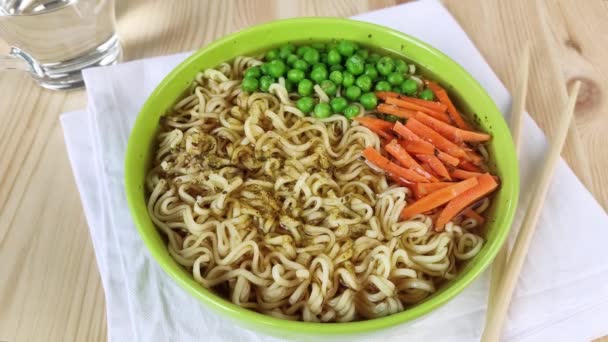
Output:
[{"xmin": 125, "ymin": 17, "xmax": 519, "ymax": 335}]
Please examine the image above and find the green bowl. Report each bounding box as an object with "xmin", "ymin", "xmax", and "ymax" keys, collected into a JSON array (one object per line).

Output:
[{"xmin": 125, "ymin": 18, "xmax": 518, "ymax": 338}]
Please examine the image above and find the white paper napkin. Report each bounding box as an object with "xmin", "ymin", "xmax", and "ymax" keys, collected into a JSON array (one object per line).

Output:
[{"xmin": 60, "ymin": 0, "xmax": 608, "ymax": 341}]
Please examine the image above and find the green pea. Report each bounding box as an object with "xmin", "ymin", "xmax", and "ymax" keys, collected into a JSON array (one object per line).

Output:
[
  {"xmin": 355, "ymin": 75, "xmax": 373, "ymax": 92},
  {"xmin": 312, "ymin": 63, "xmax": 327, "ymax": 71},
  {"xmin": 367, "ymin": 53, "xmax": 381, "ymax": 64},
  {"xmin": 261, "ymin": 63, "xmax": 270, "ymax": 75},
  {"xmin": 292, "ymin": 59, "xmax": 309, "ymax": 71},
  {"xmin": 267, "ymin": 59, "xmax": 287, "ymax": 78},
  {"xmin": 287, "ymin": 69, "xmax": 305, "ymax": 83},
  {"xmin": 313, "ymin": 102, "xmax": 332, "ymax": 118},
  {"xmin": 343, "ymin": 104, "xmax": 360, "ymax": 119},
  {"xmin": 342, "ymin": 72, "xmax": 355, "ymax": 87},
  {"xmin": 387, "ymin": 72, "xmax": 404, "ymax": 86},
  {"xmin": 375, "ymin": 81, "xmax": 391, "ymax": 92},
  {"xmin": 330, "ymin": 64, "xmax": 344, "ymax": 72},
  {"xmin": 330, "ymin": 97, "xmax": 348, "ymax": 113},
  {"xmin": 359, "ymin": 92, "xmax": 378, "ymax": 110},
  {"xmin": 384, "ymin": 114, "xmax": 400, "ymax": 123},
  {"xmin": 401, "ymin": 79, "xmax": 418, "ymax": 95},
  {"xmin": 346, "ymin": 55, "xmax": 365, "ymax": 75},
  {"xmin": 328, "ymin": 71, "xmax": 342, "ymax": 86},
  {"xmin": 265, "ymin": 49, "xmax": 280, "ymax": 61},
  {"xmin": 327, "ymin": 49, "xmax": 342, "ymax": 65},
  {"xmin": 279, "ymin": 43, "xmax": 296, "ymax": 59},
  {"xmin": 395, "ymin": 59, "xmax": 408, "ymax": 73},
  {"xmin": 320, "ymin": 80, "xmax": 337, "ymax": 97},
  {"xmin": 345, "ymin": 85, "xmax": 362, "ymax": 101},
  {"xmin": 326, "ymin": 42, "xmax": 338, "ymax": 51},
  {"xmin": 244, "ymin": 66, "xmax": 261, "ymax": 79},
  {"xmin": 297, "ymin": 45, "xmax": 312, "ymax": 57},
  {"xmin": 241, "ymin": 76, "xmax": 259, "ymax": 92},
  {"xmin": 364, "ymin": 64, "xmax": 378, "ymax": 80},
  {"xmin": 376, "ymin": 56, "xmax": 395, "ymax": 76},
  {"xmin": 311, "ymin": 42, "xmax": 326, "ymax": 51},
  {"xmin": 298, "ymin": 79, "xmax": 314, "ymax": 96},
  {"xmin": 419, "ymin": 88, "xmax": 435, "ymax": 101},
  {"xmin": 259, "ymin": 75, "xmax": 275, "ymax": 92},
  {"xmin": 296, "ymin": 96, "xmax": 315, "ymax": 114},
  {"xmin": 303, "ymin": 49, "xmax": 320, "ymax": 65},
  {"xmin": 392, "ymin": 86, "xmax": 402, "ymax": 94},
  {"xmin": 356, "ymin": 49, "xmax": 369, "ymax": 59},
  {"xmin": 337, "ymin": 40, "xmax": 356, "ymax": 57},
  {"xmin": 286, "ymin": 54, "xmax": 299, "ymax": 66},
  {"xmin": 310, "ymin": 68, "xmax": 328, "ymax": 83}
]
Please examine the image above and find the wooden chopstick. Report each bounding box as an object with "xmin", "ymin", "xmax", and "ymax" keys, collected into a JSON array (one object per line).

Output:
[
  {"xmin": 486, "ymin": 40, "xmax": 531, "ymax": 313},
  {"xmin": 481, "ymin": 80, "xmax": 581, "ymax": 341}
]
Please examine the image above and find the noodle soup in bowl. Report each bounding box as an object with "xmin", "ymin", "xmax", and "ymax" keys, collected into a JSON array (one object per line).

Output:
[{"xmin": 125, "ymin": 18, "xmax": 518, "ymax": 337}]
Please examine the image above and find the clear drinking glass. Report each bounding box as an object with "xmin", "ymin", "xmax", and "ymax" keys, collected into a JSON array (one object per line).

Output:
[{"xmin": 0, "ymin": 0, "xmax": 121, "ymax": 90}]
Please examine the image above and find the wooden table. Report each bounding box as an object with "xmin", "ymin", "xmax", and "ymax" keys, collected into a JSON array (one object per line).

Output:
[{"xmin": 1, "ymin": 0, "xmax": 606, "ymax": 341}]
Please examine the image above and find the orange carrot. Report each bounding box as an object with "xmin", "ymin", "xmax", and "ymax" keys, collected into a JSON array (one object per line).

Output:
[
  {"xmin": 464, "ymin": 150, "xmax": 484, "ymax": 165},
  {"xmin": 416, "ymin": 154, "xmax": 452, "ymax": 180},
  {"xmin": 385, "ymin": 97, "xmax": 452, "ymax": 123},
  {"xmin": 405, "ymin": 118, "xmax": 468, "ymax": 159},
  {"xmin": 393, "ymin": 123, "xmax": 461, "ymax": 166},
  {"xmin": 398, "ymin": 96, "xmax": 448, "ymax": 112},
  {"xmin": 354, "ymin": 116, "xmax": 394, "ymax": 140},
  {"xmin": 393, "ymin": 122, "xmax": 421, "ymax": 141},
  {"xmin": 463, "ymin": 207, "xmax": 485, "ymax": 224},
  {"xmin": 459, "ymin": 160, "xmax": 483, "ymax": 172},
  {"xmin": 435, "ymin": 174, "xmax": 498, "ymax": 230},
  {"xmin": 414, "ymin": 112, "xmax": 491, "ymax": 143},
  {"xmin": 412, "ymin": 182, "xmax": 455, "ymax": 198},
  {"xmin": 421, "ymin": 162, "xmax": 441, "ymax": 179},
  {"xmin": 377, "ymin": 104, "xmax": 416, "ymax": 119},
  {"xmin": 426, "ymin": 81, "xmax": 472, "ymax": 130},
  {"xmin": 385, "ymin": 140, "xmax": 438, "ymax": 182},
  {"xmin": 375, "ymin": 91, "xmax": 400, "ymax": 101},
  {"xmin": 451, "ymin": 169, "xmax": 484, "ymax": 180},
  {"xmin": 362, "ymin": 147, "xmax": 431, "ymax": 183},
  {"xmin": 401, "ymin": 177, "xmax": 479, "ymax": 219}
]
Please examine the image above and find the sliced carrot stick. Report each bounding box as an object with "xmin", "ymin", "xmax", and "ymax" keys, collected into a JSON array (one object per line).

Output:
[
  {"xmin": 436, "ymin": 151, "xmax": 460, "ymax": 167},
  {"xmin": 362, "ymin": 147, "xmax": 431, "ymax": 183},
  {"xmin": 393, "ymin": 122, "xmax": 421, "ymax": 141},
  {"xmin": 405, "ymin": 118, "xmax": 467, "ymax": 159},
  {"xmin": 463, "ymin": 207, "xmax": 485, "ymax": 224},
  {"xmin": 464, "ymin": 150, "xmax": 484, "ymax": 165},
  {"xmin": 420, "ymin": 162, "xmax": 441, "ymax": 179},
  {"xmin": 414, "ymin": 112, "xmax": 491, "ymax": 143},
  {"xmin": 398, "ymin": 96, "xmax": 448, "ymax": 112},
  {"xmin": 375, "ymin": 91, "xmax": 400, "ymax": 101},
  {"xmin": 416, "ymin": 154, "xmax": 452, "ymax": 180},
  {"xmin": 354, "ymin": 116, "xmax": 395, "ymax": 140},
  {"xmin": 412, "ymin": 182, "xmax": 455, "ymax": 199},
  {"xmin": 400, "ymin": 177, "xmax": 479, "ymax": 219},
  {"xmin": 451, "ymin": 169, "xmax": 484, "ymax": 180},
  {"xmin": 426, "ymin": 81, "xmax": 472, "ymax": 130},
  {"xmin": 435, "ymin": 174, "xmax": 498, "ymax": 230},
  {"xmin": 393, "ymin": 123, "xmax": 461, "ymax": 166},
  {"xmin": 459, "ymin": 160, "xmax": 483, "ymax": 172},
  {"xmin": 385, "ymin": 97, "xmax": 452, "ymax": 123},
  {"xmin": 354, "ymin": 116, "xmax": 394, "ymax": 130},
  {"xmin": 385, "ymin": 140, "xmax": 438, "ymax": 182},
  {"xmin": 377, "ymin": 103, "xmax": 416, "ymax": 119}
]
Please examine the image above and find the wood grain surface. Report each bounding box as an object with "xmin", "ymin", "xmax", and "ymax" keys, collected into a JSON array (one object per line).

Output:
[{"xmin": 0, "ymin": 0, "xmax": 606, "ymax": 341}]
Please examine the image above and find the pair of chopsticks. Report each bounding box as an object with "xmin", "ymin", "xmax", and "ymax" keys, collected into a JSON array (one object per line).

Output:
[{"xmin": 481, "ymin": 42, "xmax": 581, "ymax": 341}]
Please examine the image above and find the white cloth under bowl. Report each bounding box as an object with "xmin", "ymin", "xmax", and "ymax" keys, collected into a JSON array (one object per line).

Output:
[{"xmin": 60, "ymin": 0, "xmax": 608, "ymax": 341}]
